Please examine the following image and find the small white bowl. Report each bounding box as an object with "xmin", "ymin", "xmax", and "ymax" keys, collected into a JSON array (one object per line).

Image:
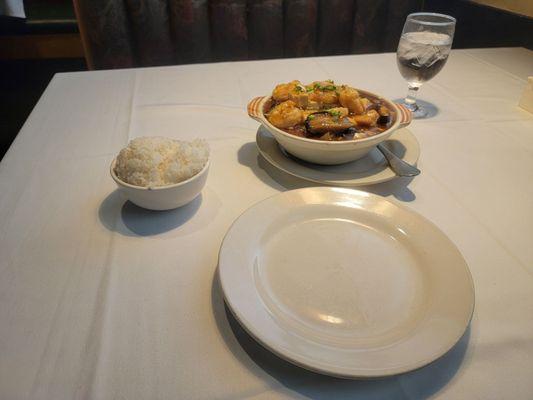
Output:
[
  {"xmin": 247, "ymin": 89, "xmax": 412, "ymax": 165},
  {"xmin": 110, "ymin": 159, "xmax": 209, "ymax": 211}
]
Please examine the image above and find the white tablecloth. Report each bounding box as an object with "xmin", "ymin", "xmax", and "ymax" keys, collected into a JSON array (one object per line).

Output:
[{"xmin": 1, "ymin": 48, "xmax": 532, "ymax": 400}]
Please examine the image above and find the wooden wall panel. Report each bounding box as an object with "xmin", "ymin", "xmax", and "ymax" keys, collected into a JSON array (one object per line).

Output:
[
  {"xmin": 125, "ymin": 0, "xmax": 175, "ymax": 66},
  {"xmin": 284, "ymin": 0, "xmax": 319, "ymax": 57},
  {"xmin": 210, "ymin": 0, "xmax": 248, "ymax": 61},
  {"xmin": 351, "ymin": 0, "xmax": 388, "ymax": 54},
  {"xmin": 316, "ymin": 0, "xmax": 355, "ymax": 56},
  {"xmin": 169, "ymin": 0, "xmax": 211, "ymax": 64},
  {"xmin": 0, "ymin": 34, "xmax": 84, "ymax": 60},
  {"xmin": 73, "ymin": 0, "xmax": 135, "ymax": 69},
  {"xmin": 248, "ymin": 0, "xmax": 284, "ymax": 60}
]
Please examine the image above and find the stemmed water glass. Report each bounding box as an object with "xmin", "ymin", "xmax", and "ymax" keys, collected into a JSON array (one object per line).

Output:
[{"xmin": 397, "ymin": 12, "xmax": 456, "ymax": 118}]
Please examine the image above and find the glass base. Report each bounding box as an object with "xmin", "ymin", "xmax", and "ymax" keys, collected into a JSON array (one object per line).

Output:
[{"xmin": 403, "ymin": 101, "xmax": 428, "ymax": 119}]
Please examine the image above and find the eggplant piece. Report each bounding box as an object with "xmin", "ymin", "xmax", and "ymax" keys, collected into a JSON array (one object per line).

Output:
[
  {"xmin": 352, "ymin": 110, "xmax": 380, "ymax": 127},
  {"xmin": 305, "ymin": 112, "xmax": 356, "ymax": 134},
  {"xmin": 378, "ymin": 115, "xmax": 391, "ymax": 125},
  {"xmin": 377, "ymin": 105, "xmax": 391, "ymax": 125},
  {"xmin": 378, "ymin": 105, "xmax": 390, "ymax": 116},
  {"xmin": 342, "ymin": 127, "xmax": 359, "ymax": 140}
]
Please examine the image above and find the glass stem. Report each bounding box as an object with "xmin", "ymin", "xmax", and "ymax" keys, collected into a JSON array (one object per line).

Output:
[{"xmin": 404, "ymin": 85, "xmax": 419, "ymax": 111}]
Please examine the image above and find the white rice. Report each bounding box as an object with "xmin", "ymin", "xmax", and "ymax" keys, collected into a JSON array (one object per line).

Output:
[{"xmin": 114, "ymin": 137, "xmax": 209, "ymax": 187}]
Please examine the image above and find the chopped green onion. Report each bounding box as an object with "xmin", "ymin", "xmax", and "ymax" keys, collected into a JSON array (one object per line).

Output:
[{"xmin": 312, "ymin": 82, "xmax": 337, "ymax": 91}]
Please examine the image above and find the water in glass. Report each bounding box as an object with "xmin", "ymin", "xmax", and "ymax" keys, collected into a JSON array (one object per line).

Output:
[{"xmin": 396, "ymin": 13, "xmax": 456, "ymax": 118}]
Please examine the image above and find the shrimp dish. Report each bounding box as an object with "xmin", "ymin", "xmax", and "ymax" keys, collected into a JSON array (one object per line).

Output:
[{"xmin": 265, "ymin": 80, "xmax": 395, "ymax": 141}]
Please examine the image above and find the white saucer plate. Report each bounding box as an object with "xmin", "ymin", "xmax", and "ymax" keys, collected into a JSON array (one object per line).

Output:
[
  {"xmin": 218, "ymin": 187, "xmax": 474, "ymax": 378},
  {"xmin": 256, "ymin": 126, "xmax": 420, "ymax": 187}
]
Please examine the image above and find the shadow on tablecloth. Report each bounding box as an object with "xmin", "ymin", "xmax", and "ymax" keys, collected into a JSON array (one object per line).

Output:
[
  {"xmin": 211, "ymin": 272, "xmax": 470, "ymax": 400},
  {"xmin": 238, "ymin": 142, "xmax": 417, "ymax": 202},
  {"xmin": 98, "ymin": 189, "xmax": 201, "ymax": 236},
  {"xmin": 391, "ymin": 99, "xmax": 439, "ymax": 120}
]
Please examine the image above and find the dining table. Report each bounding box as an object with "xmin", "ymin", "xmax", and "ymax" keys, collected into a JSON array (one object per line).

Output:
[{"xmin": 0, "ymin": 47, "xmax": 532, "ymax": 400}]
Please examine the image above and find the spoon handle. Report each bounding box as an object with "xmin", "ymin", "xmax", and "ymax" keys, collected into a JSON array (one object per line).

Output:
[{"xmin": 377, "ymin": 144, "xmax": 420, "ymax": 177}]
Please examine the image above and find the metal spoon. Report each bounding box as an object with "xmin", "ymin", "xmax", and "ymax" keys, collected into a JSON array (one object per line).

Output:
[{"xmin": 377, "ymin": 143, "xmax": 420, "ymax": 177}]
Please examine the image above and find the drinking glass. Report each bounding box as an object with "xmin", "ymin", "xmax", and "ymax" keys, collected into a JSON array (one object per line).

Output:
[{"xmin": 397, "ymin": 13, "xmax": 456, "ymax": 118}]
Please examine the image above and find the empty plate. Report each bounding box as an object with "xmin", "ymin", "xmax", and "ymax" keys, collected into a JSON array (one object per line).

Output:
[
  {"xmin": 256, "ymin": 126, "xmax": 420, "ymax": 187},
  {"xmin": 218, "ymin": 187, "xmax": 474, "ymax": 378}
]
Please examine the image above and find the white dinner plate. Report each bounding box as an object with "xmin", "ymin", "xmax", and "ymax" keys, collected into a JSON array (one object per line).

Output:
[
  {"xmin": 256, "ymin": 126, "xmax": 420, "ymax": 187},
  {"xmin": 218, "ymin": 188, "xmax": 474, "ymax": 378}
]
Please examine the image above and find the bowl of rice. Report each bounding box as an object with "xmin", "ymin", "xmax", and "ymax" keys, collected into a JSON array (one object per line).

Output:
[{"xmin": 111, "ymin": 136, "xmax": 210, "ymax": 210}]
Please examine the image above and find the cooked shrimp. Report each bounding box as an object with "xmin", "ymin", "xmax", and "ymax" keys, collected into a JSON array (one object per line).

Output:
[
  {"xmin": 302, "ymin": 81, "xmax": 338, "ymax": 106},
  {"xmin": 338, "ymin": 86, "xmax": 364, "ymax": 114},
  {"xmin": 309, "ymin": 90, "xmax": 338, "ymax": 106},
  {"xmin": 272, "ymin": 80, "xmax": 303, "ymax": 102},
  {"xmin": 360, "ymin": 97, "xmax": 372, "ymax": 111},
  {"xmin": 351, "ymin": 109, "xmax": 380, "ymax": 126},
  {"xmin": 325, "ymin": 107, "xmax": 349, "ymax": 118},
  {"xmin": 267, "ymin": 100, "xmax": 305, "ymax": 128}
]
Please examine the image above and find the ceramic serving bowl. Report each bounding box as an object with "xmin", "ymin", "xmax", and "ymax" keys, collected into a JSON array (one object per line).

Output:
[
  {"xmin": 247, "ymin": 89, "xmax": 412, "ymax": 165},
  {"xmin": 110, "ymin": 158, "xmax": 209, "ymax": 211}
]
